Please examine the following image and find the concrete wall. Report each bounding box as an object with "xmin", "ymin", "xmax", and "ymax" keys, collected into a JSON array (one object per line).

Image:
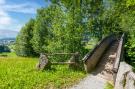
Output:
[
  {"xmin": 113, "ymin": 34, "xmax": 125, "ymax": 84},
  {"xmin": 114, "ymin": 62, "xmax": 135, "ymax": 89},
  {"xmin": 83, "ymin": 35, "xmax": 116, "ymax": 73}
]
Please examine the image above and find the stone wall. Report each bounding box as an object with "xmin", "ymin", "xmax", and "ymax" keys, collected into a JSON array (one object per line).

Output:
[
  {"xmin": 114, "ymin": 62, "xmax": 135, "ymax": 89},
  {"xmin": 83, "ymin": 35, "xmax": 116, "ymax": 73}
]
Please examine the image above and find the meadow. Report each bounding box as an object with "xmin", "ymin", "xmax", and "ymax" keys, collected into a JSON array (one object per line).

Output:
[{"xmin": 0, "ymin": 53, "xmax": 86, "ymax": 89}]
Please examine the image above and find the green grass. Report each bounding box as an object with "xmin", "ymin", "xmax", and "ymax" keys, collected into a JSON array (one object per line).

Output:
[
  {"xmin": 0, "ymin": 56, "xmax": 86, "ymax": 89},
  {"xmin": 85, "ymin": 38, "xmax": 98, "ymax": 50},
  {"xmin": 104, "ymin": 82, "xmax": 114, "ymax": 89},
  {"xmin": 0, "ymin": 52, "xmax": 17, "ymax": 57}
]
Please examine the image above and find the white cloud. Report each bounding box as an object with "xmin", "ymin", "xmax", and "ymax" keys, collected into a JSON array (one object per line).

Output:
[
  {"xmin": 0, "ymin": 17, "xmax": 11, "ymax": 25},
  {"xmin": 0, "ymin": 10, "xmax": 12, "ymax": 25},
  {"xmin": 1, "ymin": 2, "xmax": 40, "ymax": 14},
  {"xmin": 0, "ymin": 0, "xmax": 41, "ymax": 32},
  {"xmin": 11, "ymin": 24, "xmax": 23, "ymax": 31},
  {"xmin": 0, "ymin": 0, "xmax": 12, "ymax": 26}
]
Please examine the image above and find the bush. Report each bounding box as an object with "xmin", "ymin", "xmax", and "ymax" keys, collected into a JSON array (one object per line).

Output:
[{"xmin": 125, "ymin": 33, "xmax": 135, "ymax": 67}]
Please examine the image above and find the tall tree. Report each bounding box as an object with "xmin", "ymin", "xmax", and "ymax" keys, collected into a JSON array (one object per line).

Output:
[
  {"xmin": 15, "ymin": 19, "xmax": 36, "ymax": 56},
  {"xmin": 32, "ymin": 7, "xmax": 51, "ymax": 53}
]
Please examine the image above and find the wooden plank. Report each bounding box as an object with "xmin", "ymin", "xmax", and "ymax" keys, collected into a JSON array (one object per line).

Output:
[
  {"xmin": 46, "ymin": 53, "xmax": 76, "ymax": 55},
  {"xmin": 52, "ymin": 62, "xmax": 75, "ymax": 65}
]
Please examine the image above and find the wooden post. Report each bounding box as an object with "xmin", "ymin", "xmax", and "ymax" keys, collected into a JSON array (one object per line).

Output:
[
  {"xmin": 37, "ymin": 53, "xmax": 51, "ymax": 70},
  {"xmin": 69, "ymin": 52, "xmax": 80, "ymax": 69}
]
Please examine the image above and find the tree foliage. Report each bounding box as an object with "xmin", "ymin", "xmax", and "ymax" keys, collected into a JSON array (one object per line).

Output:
[
  {"xmin": 15, "ymin": 0, "xmax": 135, "ymax": 64},
  {"xmin": 15, "ymin": 19, "xmax": 36, "ymax": 56}
]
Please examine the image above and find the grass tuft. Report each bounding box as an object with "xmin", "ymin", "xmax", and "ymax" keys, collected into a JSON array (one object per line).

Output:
[{"xmin": 104, "ymin": 82, "xmax": 114, "ymax": 89}]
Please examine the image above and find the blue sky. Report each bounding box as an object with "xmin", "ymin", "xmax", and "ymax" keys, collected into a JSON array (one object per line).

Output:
[{"xmin": 0, "ymin": 0, "xmax": 50, "ymax": 32}]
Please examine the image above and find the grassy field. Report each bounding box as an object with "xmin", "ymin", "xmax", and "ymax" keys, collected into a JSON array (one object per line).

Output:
[{"xmin": 0, "ymin": 54, "xmax": 86, "ymax": 89}]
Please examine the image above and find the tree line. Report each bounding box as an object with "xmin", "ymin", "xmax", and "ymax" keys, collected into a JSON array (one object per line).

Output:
[{"xmin": 15, "ymin": 0, "xmax": 135, "ymax": 63}]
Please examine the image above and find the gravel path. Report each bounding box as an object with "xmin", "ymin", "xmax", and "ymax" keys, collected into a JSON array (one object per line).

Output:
[
  {"xmin": 70, "ymin": 74, "xmax": 107, "ymax": 89},
  {"xmin": 70, "ymin": 40, "xmax": 119, "ymax": 89}
]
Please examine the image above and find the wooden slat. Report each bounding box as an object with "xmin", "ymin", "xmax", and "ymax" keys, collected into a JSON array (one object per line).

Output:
[
  {"xmin": 45, "ymin": 53, "xmax": 76, "ymax": 55},
  {"xmin": 52, "ymin": 62, "xmax": 75, "ymax": 65}
]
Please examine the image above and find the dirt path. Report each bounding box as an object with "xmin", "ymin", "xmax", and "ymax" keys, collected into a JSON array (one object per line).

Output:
[{"xmin": 70, "ymin": 40, "xmax": 119, "ymax": 89}]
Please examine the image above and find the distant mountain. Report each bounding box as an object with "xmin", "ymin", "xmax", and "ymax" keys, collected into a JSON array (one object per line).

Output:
[
  {"xmin": 0, "ymin": 30, "xmax": 19, "ymax": 39},
  {"xmin": 0, "ymin": 37, "xmax": 16, "ymax": 40}
]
